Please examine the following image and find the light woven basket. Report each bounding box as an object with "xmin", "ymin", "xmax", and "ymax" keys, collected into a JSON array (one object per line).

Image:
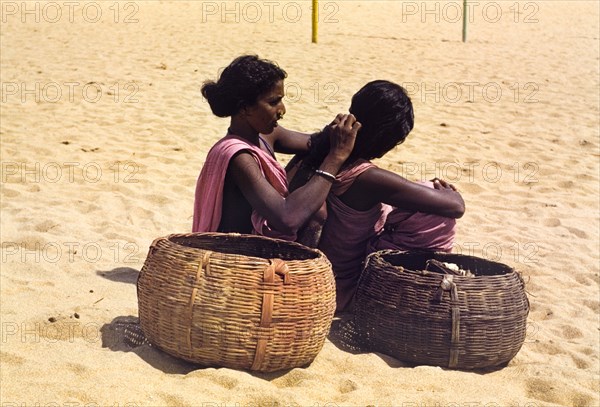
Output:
[
  {"xmin": 137, "ymin": 232, "xmax": 336, "ymax": 372},
  {"xmin": 352, "ymin": 250, "xmax": 530, "ymax": 370}
]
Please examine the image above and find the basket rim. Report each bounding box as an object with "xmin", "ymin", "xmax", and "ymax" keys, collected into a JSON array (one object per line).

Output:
[
  {"xmin": 150, "ymin": 232, "xmax": 328, "ymax": 266},
  {"xmin": 368, "ymin": 249, "xmax": 516, "ymax": 277}
]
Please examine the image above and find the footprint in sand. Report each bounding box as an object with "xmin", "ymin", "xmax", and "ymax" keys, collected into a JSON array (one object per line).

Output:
[
  {"xmin": 458, "ymin": 183, "xmax": 485, "ymax": 194},
  {"xmin": 560, "ymin": 325, "xmax": 583, "ymax": 340},
  {"xmin": 273, "ymin": 369, "xmax": 310, "ymax": 388},
  {"xmin": 578, "ymin": 346, "xmax": 597, "ymax": 357},
  {"xmin": 574, "ymin": 273, "xmax": 594, "ymax": 285},
  {"xmin": 157, "ymin": 156, "xmax": 180, "ymax": 165},
  {"xmin": 156, "ymin": 392, "xmax": 186, "ymax": 407},
  {"xmin": 143, "ymin": 194, "xmax": 171, "ymax": 206},
  {"xmin": 0, "ymin": 351, "xmax": 26, "ymax": 367},
  {"xmin": 569, "ymin": 352, "xmax": 590, "ymax": 369},
  {"xmin": 210, "ymin": 375, "xmax": 239, "ymax": 390},
  {"xmin": 1, "ymin": 187, "xmax": 20, "ymax": 198},
  {"xmin": 526, "ymin": 378, "xmax": 595, "ymax": 406},
  {"xmin": 170, "ymin": 184, "xmax": 192, "ymax": 194},
  {"xmin": 543, "ymin": 218, "xmax": 561, "ymax": 227},
  {"xmin": 539, "ymin": 308, "xmax": 555, "ymax": 321},
  {"xmin": 244, "ymin": 395, "xmax": 282, "ymax": 406},
  {"xmin": 508, "ymin": 140, "xmax": 526, "ymax": 149},
  {"xmin": 533, "ymin": 340, "xmax": 565, "ymax": 356},
  {"xmin": 582, "ymin": 300, "xmax": 599, "ymax": 313},
  {"xmin": 34, "ymin": 220, "xmax": 60, "ymax": 233},
  {"xmin": 525, "ymin": 378, "xmax": 559, "ymax": 404},
  {"xmin": 339, "ymin": 378, "xmax": 359, "ymax": 394},
  {"xmin": 558, "ymin": 180, "xmax": 575, "ymax": 189},
  {"xmin": 571, "ymin": 393, "xmax": 596, "ymax": 407},
  {"xmin": 12, "ymin": 235, "xmax": 51, "ymax": 251},
  {"xmin": 66, "ymin": 362, "xmax": 89, "ymax": 376},
  {"xmin": 565, "ymin": 227, "xmax": 588, "ymax": 239}
]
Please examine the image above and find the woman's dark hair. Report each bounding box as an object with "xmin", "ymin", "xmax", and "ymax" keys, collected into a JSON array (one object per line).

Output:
[
  {"xmin": 287, "ymin": 80, "xmax": 414, "ymax": 191},
  {"xmin": 348, "ymin": 80, "xmax": 414, "ymax": 161},
  {"xmin": 201, "ymin": 55, "xmax": 287, "ymax": 117}
]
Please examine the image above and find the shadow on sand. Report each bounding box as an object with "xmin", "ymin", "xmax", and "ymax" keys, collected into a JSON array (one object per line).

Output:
[
  {"xmin": 99, "ymin": 315, "xmax": 296, "ymax": 379},
  {"xmin": 96, "ymin": 267, "xmax": 139, "ymax": 285}
]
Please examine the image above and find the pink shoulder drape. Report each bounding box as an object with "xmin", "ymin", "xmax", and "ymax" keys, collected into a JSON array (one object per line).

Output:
[{"xmin": 192, "ymin": 134, "xmax": 294, "ymax": 240}]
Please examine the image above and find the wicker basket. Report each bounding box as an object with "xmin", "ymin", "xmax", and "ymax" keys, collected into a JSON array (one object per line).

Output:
[
  {"xmin": 137, "ymin": 232, "xmax": 336, "ymax": 372},
  {"xmin": 352, "ymin": 251, "xmax": 529, "ymax": 370}
]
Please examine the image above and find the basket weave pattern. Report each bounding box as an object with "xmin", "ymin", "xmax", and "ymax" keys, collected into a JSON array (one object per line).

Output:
[
  {"xmin": 137, "ymin": 233, "xmax": 336, "ymax": 372},
  {"xmin": 353, "ymin": 251, "xmax": 530, "ymax": 370}
]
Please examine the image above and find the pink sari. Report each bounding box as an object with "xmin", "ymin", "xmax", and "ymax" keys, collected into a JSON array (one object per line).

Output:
[
  {"xmin": 192, "ymin": 134, "xmax": 295, "ymax": 241},
  {"xmin": 318, "ymin": 160, "xmax": 391, "ymax": 311},
  {"xmin": 318, "ymin": 165, "xmax": 456, "ymax": 312},
  {"xmin": 368, "ymin": 181, "xmax": 456, "ymax": 253}
]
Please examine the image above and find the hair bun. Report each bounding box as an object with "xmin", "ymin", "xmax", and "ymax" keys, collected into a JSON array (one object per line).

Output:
[
  {"xmin": 202, "ymin": 81, "xmax": 236, "ymax": 118},
  {"xmin": 201, "ymin": 55, "xmax": 287, "ymax": 118}
]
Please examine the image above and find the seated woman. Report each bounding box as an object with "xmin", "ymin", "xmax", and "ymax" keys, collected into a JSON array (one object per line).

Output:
[
  {"xmin": 286, "ymin": 80, "xmax": 465, "ymax": 311},
  {"xmin": 192, "ymin": 55, "xmax": 360, "ymax": 243},
  {"xmin": 367, "ymin": 180, "xmax": 457, "ymax": 253}
]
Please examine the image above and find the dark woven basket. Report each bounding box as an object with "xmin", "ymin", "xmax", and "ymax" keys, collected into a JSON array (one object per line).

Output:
[
  {"xmin": 137, "ymin": 232, "xmax": 336, "ymax": 372},
  {"xmin": 352, "ymin": 250, "xmax": 529, "ymax": 370}
]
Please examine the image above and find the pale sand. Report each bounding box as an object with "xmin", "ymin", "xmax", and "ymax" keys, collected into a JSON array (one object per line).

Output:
[{"xmin": 1, "ymin": 1, "xmax": 599, "ymax": 405}]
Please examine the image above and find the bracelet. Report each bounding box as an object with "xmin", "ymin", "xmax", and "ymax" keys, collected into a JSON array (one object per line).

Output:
[{"xmin": 314, "ymin": 169, "xmax": 336, "ymax": 183}]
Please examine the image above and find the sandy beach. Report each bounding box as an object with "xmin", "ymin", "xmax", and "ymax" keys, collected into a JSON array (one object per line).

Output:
[{"xmin": 1, "ymin": 0, "xmax": 599, "ymax": 405}]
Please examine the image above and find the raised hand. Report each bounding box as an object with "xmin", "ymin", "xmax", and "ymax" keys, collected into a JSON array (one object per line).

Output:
[{"xmin": 328, "ymin": 114, "xmax": 361, "ymax": 162}]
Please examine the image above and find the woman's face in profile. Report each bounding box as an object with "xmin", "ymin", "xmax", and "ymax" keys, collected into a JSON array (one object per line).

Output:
[{"xmin": 244, "ymin": 80, "xmax": 286, "ymax": 134}]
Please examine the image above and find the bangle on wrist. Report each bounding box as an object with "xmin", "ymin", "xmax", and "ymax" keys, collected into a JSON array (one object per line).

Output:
[{"xmin": 314, "ymin": 169, "xmax": 336, "ymax": 183}]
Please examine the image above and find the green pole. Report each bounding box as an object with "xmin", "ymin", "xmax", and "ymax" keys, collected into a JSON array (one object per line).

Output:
[
  {"xmin": 462, "ymin": 0, "xmax": 467, "ymax": 42},
  {"xmin": 312, "ymin": 0, "xmax": 318, "ymax": 43}
]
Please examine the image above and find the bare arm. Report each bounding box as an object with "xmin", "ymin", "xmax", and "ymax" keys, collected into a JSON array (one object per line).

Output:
[
  {"xmin": 263, "ymin": 114, "xmax": 345, "ymax": 155},
  {"xmin": 350, "ymin": 168, "xmax": 465, "ymax": 218},
  {"xmin": 262, "ymin": 125, "xmax": 312, "ymax": 154},
  {"xmin": 231, "ymin": 115, "xmax": 361, "ymax": 235}
]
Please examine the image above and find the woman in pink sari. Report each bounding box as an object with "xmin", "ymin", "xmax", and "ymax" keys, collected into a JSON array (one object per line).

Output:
[
  {"xmin": 287, "ymin": 80, "xmax": 465, "ymax": 311},
  {"xmin": 193, "ymin": 55, "xmax": 360, "ymax": 243}
]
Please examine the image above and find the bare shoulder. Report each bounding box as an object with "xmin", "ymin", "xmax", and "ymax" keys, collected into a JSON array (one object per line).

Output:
[
  {"xmin": 338, "ymin": 166, "xmax": 409, "ymax": 210},
  {"xmin": 229, "ymin": 150, "xmax": 263, "ymax": 181},
  {"xmin": 354, "ymin": 166, "xmax": 412, "ymax": 191}
]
